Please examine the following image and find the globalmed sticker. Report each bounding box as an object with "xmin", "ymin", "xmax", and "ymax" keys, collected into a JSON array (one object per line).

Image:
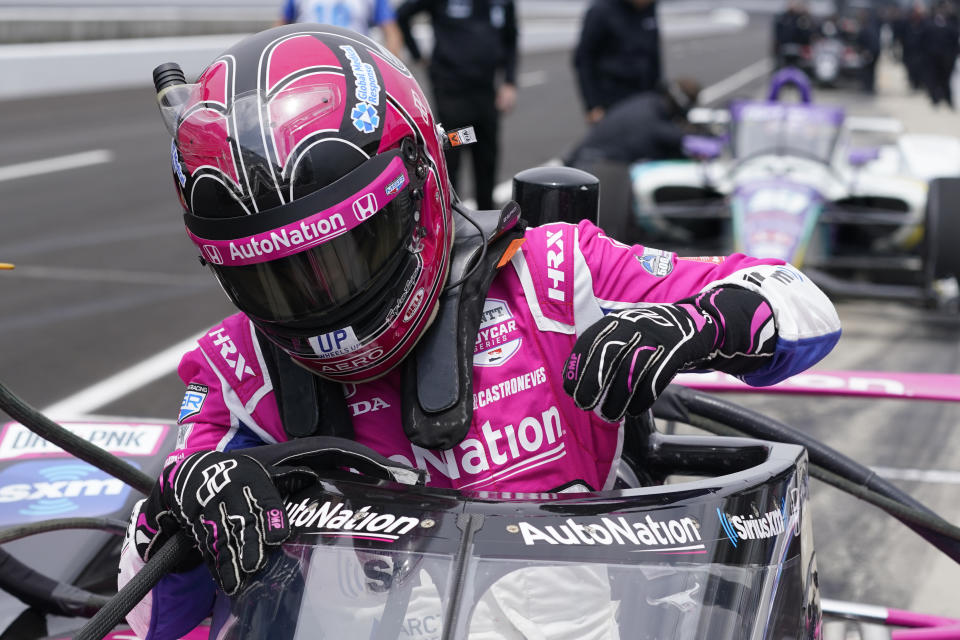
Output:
[{"xmin": 0, "ymin": 422, "xmax": 168, "ymax": 460}]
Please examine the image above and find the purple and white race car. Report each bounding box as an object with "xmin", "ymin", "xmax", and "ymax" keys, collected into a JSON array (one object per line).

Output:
[{"xmin": 627, "ymin": 68, "xmax": 960, "ymax": 309}]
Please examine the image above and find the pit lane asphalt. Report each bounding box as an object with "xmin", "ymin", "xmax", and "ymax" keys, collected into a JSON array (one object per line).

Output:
[{"xmin": 1, "ymin": 11, "xmax": 959, "ymax": 622}]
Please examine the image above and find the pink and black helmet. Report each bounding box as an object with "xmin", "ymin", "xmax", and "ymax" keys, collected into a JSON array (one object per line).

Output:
[{"xmin": 157, "ymin": 25, "xmax": 453, "ymax": 382}]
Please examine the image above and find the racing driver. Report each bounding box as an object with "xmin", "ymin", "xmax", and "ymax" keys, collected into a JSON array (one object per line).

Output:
[{"xmin": 118, "ymin": 24, "xmax": 841, "ymax": 640}]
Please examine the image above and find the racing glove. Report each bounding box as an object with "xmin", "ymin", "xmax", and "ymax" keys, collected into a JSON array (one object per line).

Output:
[
  {"xmin": 132, "ymin": 451, "xmax": 311, "ymax": 596},
  {"xmin": 562, "ymin": 286, "xmax": 776, "ymax": 422}
]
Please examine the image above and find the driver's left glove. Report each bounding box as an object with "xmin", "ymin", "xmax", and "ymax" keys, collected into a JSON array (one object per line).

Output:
[{"xmin": 562, "ymin": 286, "xmax": 776, "ymax": 422}]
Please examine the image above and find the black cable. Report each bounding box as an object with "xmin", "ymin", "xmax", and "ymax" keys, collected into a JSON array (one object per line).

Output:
[
  {"xmin": 0, "ymin": 517, "xmax": 128, "ymax": 545},
  {"xmin": 670, "ymin": 388, "xmax": 948, "ymax": 517},
  {"xmin": 684, "ymin": 412, "xmax": 960, "ymax": 542},
  {"xmin": 0, "ymin": 381, "xmax": 153, "ymax": 494},
  {"xmin": 662, "ymin": 388, "xmax": 960, "ymax": 562},
  {"xmin": 809, "ymin": 466, "xmax": 960, "ymax": 543},
  {"xmin": 74, "ymin": 530, "xmax": 195, "ymax": 640},
  {"xmin": 443, "ymin": 202, "xmax": 488, "ymax": 291}
]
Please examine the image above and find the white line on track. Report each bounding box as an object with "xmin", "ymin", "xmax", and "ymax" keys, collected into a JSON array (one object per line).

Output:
[
  {"xmin": 41, "ymin": 332, "xmax": 205, "ymax": 419},
  {"xmin": 518, "ymin": 70, "xmax": 549, "ymax": 88},
  {"xmin": 0, "ymin": 149, "xmax": 114, "ymax": 183},
  {"xmin": 871, "ymin": 466, "xmax": 960, "ymax": 485}
]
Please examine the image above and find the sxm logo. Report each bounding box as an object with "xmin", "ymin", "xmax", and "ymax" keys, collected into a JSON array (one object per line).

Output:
[
  {"xmin": 0, "ymin": 459, "xmax": 135, "ymax": 526},
  {"xmin": 717, "ymin": 499, "xmax": 788, "ymax": 549}
]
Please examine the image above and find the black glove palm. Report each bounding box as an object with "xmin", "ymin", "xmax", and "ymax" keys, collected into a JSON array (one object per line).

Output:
[
  {"xmin": 563, "ymin": 287, "xmax": 775, "ymax": 422},
  {"xmin": 134, "ymin": 451, "xmax": 301, "ymax": 596}
]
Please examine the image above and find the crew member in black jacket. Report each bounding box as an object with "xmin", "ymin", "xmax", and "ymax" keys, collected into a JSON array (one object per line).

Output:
[
  {"xmin": 565, "ymin": 78, "xmax": 701, "ymax": 168},
  {"xmin": 573, "ymin": 0, "xmax": 662, "ymax": 124},
  {"xmin": 923, "ymin": 1, "xmax": 959, "ymax": 109},
  {"xmin": 396, "ymin": 0, "xmax": 518, "ymax": 210},
  {"xmin": 772, "ymin": 1, "xmax": 814, "ymax": 69}
]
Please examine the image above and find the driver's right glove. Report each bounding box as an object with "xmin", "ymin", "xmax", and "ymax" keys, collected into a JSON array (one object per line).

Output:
[
  {"xmin": 132, "ymin": 450, "xmax": 300, "ymax": 596},
  {"xmin": 562, "ymin": 286, "xmax": 776, "ymax": 422}
]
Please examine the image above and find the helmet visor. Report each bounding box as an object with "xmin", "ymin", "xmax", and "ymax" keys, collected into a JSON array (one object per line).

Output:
[
  {"xmin": 210, "ymin": 189, "xmax": 416, "ymax": 327},
  {"xmin": 185, "ymin": 149, "xmax": 418, "ymax": 329}
]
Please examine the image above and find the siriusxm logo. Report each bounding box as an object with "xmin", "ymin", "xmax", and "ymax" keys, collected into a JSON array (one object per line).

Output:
[
  {"xmin": 0, "ymin": 460, "xmax": 134, "ymax": 526},
  {"xmin": 717, "ymin": 504, "xmax": 786, "ymax": 548}
]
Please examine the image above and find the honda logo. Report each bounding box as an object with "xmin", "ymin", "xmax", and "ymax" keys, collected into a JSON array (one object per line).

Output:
[
  {"xmin": 203, "ymin": 245, "xmax": 223, "ymax": 265},
  {"xmin": 352, "ymin": 193, "xmax": 379, "ymax": 222}
]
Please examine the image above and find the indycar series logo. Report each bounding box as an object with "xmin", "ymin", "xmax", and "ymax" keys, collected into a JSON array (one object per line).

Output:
[
  {"xmin": 0, "ymin": 460, "xmax": 135, "ymax": 526},
  {"xmin": 474, "ymin": 298, "xmax": 522, "ymax": 367},
  {"xmin": 518, "ymin": 514, "xmax": 704, "ymax": 552},
  {"xmin": 286, "ymin": 498, "xmax": 421, "ymax": 542}
]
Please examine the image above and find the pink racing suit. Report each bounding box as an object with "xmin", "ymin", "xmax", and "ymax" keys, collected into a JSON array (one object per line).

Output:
[{"xmin": 118, "ymin": 220, "xmax": 841, "ymax": 639}]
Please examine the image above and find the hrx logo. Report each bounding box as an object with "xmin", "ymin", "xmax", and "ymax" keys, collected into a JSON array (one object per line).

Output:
[{"xmin": 208, "ymin": 328, "xmax": 255, "ymax": 380}]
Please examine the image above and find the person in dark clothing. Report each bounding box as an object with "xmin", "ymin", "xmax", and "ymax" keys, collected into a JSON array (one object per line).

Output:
[
  {"xmin": 566, "ymin": 78, "xmax": 703, "ymax": 167},
  {"xmin": 773, "ymin": 0, "xmax": 814, "ymax": 68},
  {"xmin": 923, "ymin": 2, "xmax": 959, "ymax": 108},
  {"xmin": 564, "ymin": 78, "xmax": 718, "ymax": 243},
  {"xmin": 572, "ymin": 0, "xmax": 662, "ymax": 124},
  {"xmin": 396, "ymin": 0, "xmax": 518, "ymax": 210},
  {"xmin": 901, "ymin": 3, "xmax": 929, "ymax": 91},
  {"xmin": 856, "ymin": 8, "xmax": 882, "ymax": 94}
]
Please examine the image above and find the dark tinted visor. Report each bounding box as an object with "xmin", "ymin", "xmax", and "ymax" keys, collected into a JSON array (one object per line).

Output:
[{"xmin": 210, "ymin": 188, "xmax": 416, "ymax": 327}]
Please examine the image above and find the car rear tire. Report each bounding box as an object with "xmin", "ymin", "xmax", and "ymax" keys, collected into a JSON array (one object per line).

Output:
[
  {"xmin": 570, "ymin": 159, "xmax": 635, "ymax": 243},
  {"xmin": 924, "ymin": 177, "xmax": 960, "ymax": 281}
]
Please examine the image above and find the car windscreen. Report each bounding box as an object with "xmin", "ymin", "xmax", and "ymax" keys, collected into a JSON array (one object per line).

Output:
[
  {"xmin": 732, "ymin": 101, "xmax": 843, "ymax": 163},
  {"xmin": 215, "ymin": 542, "xmax": 804, "ymax": 640}
]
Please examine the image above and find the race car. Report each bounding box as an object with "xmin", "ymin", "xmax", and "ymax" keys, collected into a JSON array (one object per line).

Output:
[{"xmin": 615, "ymin": 67, "xmax": 960, "ymax": 308}]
